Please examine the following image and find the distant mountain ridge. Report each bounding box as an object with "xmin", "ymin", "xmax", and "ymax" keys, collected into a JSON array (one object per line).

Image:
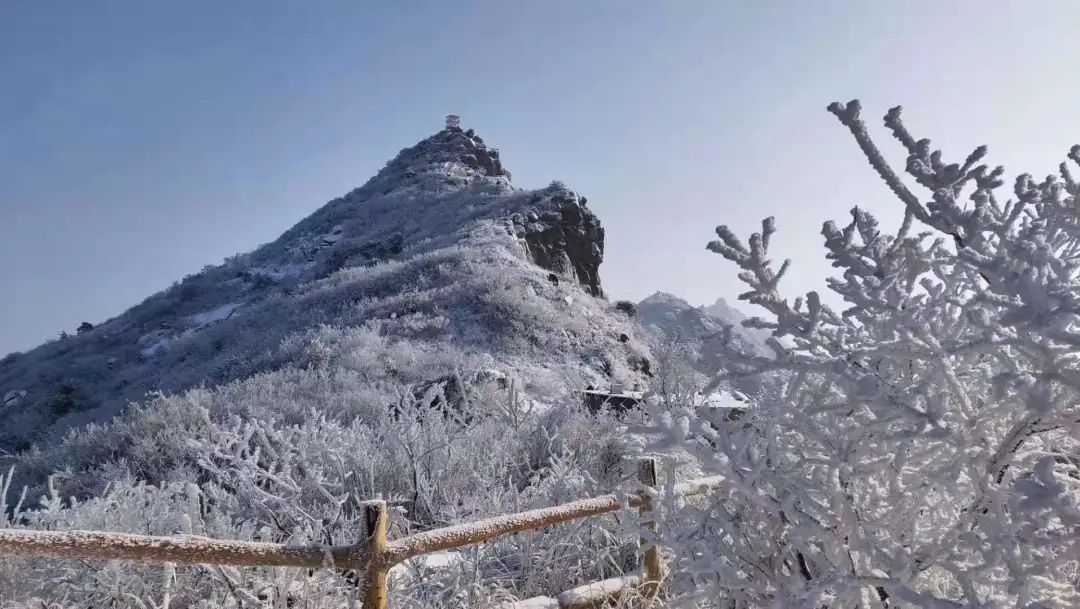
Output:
[
  {"xmin": 0, "ymin": 122, "xmax": 649, "ymax": 451},
  {"xmin": 636, "ymin": 291, "xmax": 769, "ymax": 374}
]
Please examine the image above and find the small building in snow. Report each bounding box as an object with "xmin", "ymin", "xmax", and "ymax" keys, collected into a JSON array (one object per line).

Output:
[{"xmin": 582, "ymin": 382, "xmax": 645, "ymax": 416}]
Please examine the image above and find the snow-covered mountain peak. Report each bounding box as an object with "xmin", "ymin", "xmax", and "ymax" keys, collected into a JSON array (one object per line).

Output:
[
  {"xmin": 0, "ymin": 122, "xmax": 637, "ymax": 450},
  {"xmin": 700, "ymin": 297, "xmax": 747, "ymax": 325},
  {"xmin": 639, "ymin": 291, "xmax": 694, "ymax": 310}
]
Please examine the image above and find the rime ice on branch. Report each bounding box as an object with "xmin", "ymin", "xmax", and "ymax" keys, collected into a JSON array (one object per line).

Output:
[{"xmin": 656, "ymin": 99, "xmax": 1080, "ymax": 609}]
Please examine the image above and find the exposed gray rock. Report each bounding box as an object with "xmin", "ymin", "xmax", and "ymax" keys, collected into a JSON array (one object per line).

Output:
[{"xmin": 512, "ymin": 186, "xmax": 604, "ymax": 296}]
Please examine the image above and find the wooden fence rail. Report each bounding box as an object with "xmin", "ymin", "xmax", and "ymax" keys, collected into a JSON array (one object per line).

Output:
[
  {"xmin": 0, "ymin": 460, "xmax": 724, "ymax": 609},
  {"xmin": 0, "ymin": 528, "xmax": 370, "ymax": 570}
]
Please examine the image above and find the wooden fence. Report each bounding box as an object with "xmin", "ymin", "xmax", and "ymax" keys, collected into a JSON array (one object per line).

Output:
[{"xmin": 0, "ymin": 459, "xmax": 724, "ymax": 609}]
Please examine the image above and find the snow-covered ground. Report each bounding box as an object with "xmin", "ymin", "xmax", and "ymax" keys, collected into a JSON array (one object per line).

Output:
[{"xmin": 188, "ymin": 302, "xmax": 242, "ymax": 327}]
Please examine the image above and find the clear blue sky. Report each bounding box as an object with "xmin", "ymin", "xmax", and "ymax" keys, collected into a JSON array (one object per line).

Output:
[{"xmin": 4, "ymin": 1, "xmax": 1080, "ymax": 353}]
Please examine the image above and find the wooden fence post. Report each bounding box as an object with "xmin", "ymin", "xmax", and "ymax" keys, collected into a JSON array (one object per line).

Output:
[
  {"xmin": 362, "ymin": 500, "xmax": 389, "ymax": 609},
  {"xmin": 637, "ymin": 457, "xmax": 663, "ymax": 599}
]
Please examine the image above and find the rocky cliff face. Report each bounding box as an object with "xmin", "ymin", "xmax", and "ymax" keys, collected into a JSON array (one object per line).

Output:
[
  {"xmin": 510, "ymin": 188, "xmax": 604, "ymax": 296},
  {"xmin": 0, "ymin": 121, "xmax": 643, "ymax": 451}
]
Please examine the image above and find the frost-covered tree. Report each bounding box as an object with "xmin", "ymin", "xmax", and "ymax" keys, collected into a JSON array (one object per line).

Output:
[{"xmin": 651, "ymin": 100, "xmax": 1080, "ymax": 609}]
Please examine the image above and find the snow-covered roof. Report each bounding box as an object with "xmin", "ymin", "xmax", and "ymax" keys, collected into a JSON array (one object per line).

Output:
[
  {"xmin": 582, "ymin": 389, "xmax": 645, "ymax": 400},
  {"xmin": 696, "ymin": 391, "xmax": 748, "ymax": 409}
]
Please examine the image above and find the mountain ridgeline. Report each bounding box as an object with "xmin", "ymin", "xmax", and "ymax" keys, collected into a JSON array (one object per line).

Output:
[
  {"xmin": 636, "ymin": 291, "xmax": 771, "ymax": 371},
  {"xmin": 0, "ymin": 123, "xmax": 649, "ymax": 452}
]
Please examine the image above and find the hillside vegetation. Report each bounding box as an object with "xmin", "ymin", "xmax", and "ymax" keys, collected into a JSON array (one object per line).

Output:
[{"xmin": 0, "ymin": 125, "xmax": 680, "ymax": 608}]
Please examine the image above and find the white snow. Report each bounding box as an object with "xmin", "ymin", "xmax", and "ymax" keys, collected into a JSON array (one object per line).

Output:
[
  {"xmin": 188, "ymin": 302, "xmax": 242, "ymax": 327},
  {"xmin": 387, "ymin": 550, "xmax": 465, "ymax": 585},
  {"xmin": 2, "ymin": 390, "xmax": 26, "ymax": 409},
  {"xmin": 555, "ymin": 572, "xmax": 641, "ymax": 608},
  {"xmin": 584, "ymin": 389, "xmax": 644, "ymax": 401},
  {"xmin": 139, "ymin": 330, "xmax": 175, "ymax": 357},
  {"xmin": 247, "ymin": 262, "xmax": 313, "ymax": 282},
  {"xmin": 507, "ymin": 596, "xmax": 560, "ymax": 609},
  {"xmin": 321, "ymin": 225, "xmax": 345, "ymax": 244},
  {"xmin": 139, "ymin": 303, "xmax": 243, "ymax": 357},
  {"xmin": 440, "ymin": 160, "xmax": 473, "ymax": 178},
  {"xmin": 695, "ymin": 391, "xmax": 747, "ymax": 410}
]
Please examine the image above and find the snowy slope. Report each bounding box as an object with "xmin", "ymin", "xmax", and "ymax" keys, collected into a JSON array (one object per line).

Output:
[{"xmin": 0, "ymin": 124, "xmax": 651, "ymax": 451}]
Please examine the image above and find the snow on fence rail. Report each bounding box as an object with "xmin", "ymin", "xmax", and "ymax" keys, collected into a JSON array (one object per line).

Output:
[
  {"xmin": 0, "ymin": 528, "xmax": 370, "ymax": 570},
  {"xmin": 0, "ymin": 459, "xmax": 723, "ymax": 609}
]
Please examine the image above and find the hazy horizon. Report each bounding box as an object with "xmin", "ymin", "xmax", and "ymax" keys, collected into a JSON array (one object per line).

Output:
[{"xmin": 5, "ymin": 1, "xmax": 1080, "ymax": 353}]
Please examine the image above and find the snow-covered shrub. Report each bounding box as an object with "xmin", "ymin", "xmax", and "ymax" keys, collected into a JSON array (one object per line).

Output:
[
  {"xmin": 648, "ymin": 337, "xmax": 708, "ymax": 410},
  {"xmin": 3, "ymin": 346, "xmax": 642, "ymax": 607},
  {"xmin": 647, "ymin": 101, "xmax": 1080, "ymax": 609}
]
